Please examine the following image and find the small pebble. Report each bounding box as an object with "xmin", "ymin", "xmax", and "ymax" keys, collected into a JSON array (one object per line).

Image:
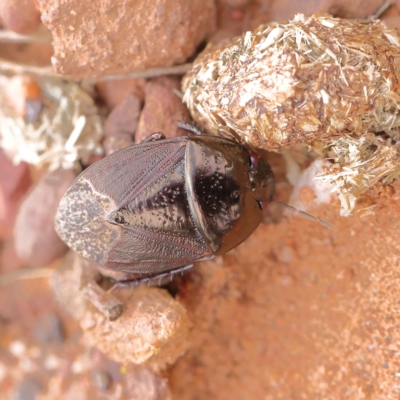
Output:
[
  {"xmin": 50, "ymin": 252, "xmax": 101, "ymax": 320},
  {"xmin": 96, "ymin": 79, "xmax": 146, "ymax": 109},
  {"xmin": 103, "ymin": 94, "xmax": 141, "ymax": 154},
  {"xmin": 33, "ymin": 313, "xmax": 64, "ymax": 346},
  {"xmin": 0, "ymin": 238, "xmax": 25, "ymax": 272},
  {"xmin": 38, "ymin": 0, "xmax": 216, "ymax": 77},
  {"xmin": 278, "ymin": 246, "xmax": 295, "ymax": 264},
  {"xmin": 81, "ymin": 288, "xmax": 192, "ymax": 368},
  {"xmin": 92, "ymin": 369, "xmax": 112, "ymax": 392},
  {"xmin": 135, "ymin": 78, "xmax": 190, "ymax": 143},
  {"xmin": 43, "ymin": 354, "xmax": 60, "ymax": 370},
  {"xmin": 10, "ymin": 376, "xmax": 43, "ymax": 400},
  {"xmin": 268, "ymin": 0, "xmax": 383, "ymax": 21},
  {"xmin": 0, "ymin": 152, "xmax": 31, "ymax": 239},
  {"xmin": 5, "ymin": 76, "xmax": 42, "ymax": 123},
  {"xmin": 0, "ymin": 0, "xmax": 41, "ymax": 34},
  {"xmin": 14, "ymin": 168, "xmax": 76, "ymax": 266},
  {"xmin": 126, "ymin": 366, "xmax": 171, "ymax": 400},
  {"xmin": 9, "ymin": 341, "xmax": 26, "ymax": 358}
]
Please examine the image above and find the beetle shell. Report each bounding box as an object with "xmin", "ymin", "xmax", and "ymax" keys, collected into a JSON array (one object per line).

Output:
[{"xmin": 55, "ymin": 135, "xmax": 275, "ymax": 274}]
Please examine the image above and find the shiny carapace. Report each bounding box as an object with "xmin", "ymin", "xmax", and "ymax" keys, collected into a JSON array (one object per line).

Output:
[{"xmin": 55, "ymin": 133, "xmax": 275, "ymax": 281}]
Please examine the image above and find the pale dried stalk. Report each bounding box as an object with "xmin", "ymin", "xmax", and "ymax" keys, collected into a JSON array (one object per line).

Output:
[
  {"xmin": 0, "ymin": 58, "xmax": 55, "ymax": 77},
  {"xmin": 0, "ymin": 28, "xmax": 52, "ymax": 43},
  {"xmin": 99, "ymin": 63, "xmax": 193, "ymax": 81},
  {"xmin": 0, "ymin": 268, "xmax": 52, "ymax": 286},
  {"xmin": 0, "ymin": 58, "xmax": 193, "ymax": 81},
  {"xmin": 368, "ymin": 0, "xmax": 393, "ymax": 21}
]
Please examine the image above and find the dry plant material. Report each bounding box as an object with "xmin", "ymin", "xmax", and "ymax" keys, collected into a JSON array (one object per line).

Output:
[
  {"xmin": 183, "ymin": 13, "xmax": 400, "ymax": 149},
  {"xmin": 316, "ymin": 133, "xmax": 400, "ymax": 215},
  {"xmin": 0, "ymin": 76, "xmax": 103, "ymax": 171},
  {"xmin": 183, "ymin": 13, "xmax": 400, "ymax": 215}
]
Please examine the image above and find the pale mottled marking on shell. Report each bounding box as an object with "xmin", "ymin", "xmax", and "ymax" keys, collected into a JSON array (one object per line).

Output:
[{"xmin": 55, "ymin": 176, "xmax": 120, "ymax": 264}]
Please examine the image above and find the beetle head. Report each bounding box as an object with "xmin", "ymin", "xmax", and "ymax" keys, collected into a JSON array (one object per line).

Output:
[{"xmin": 249, "ymin": 154, "xmax": 275, "ymax": 207}]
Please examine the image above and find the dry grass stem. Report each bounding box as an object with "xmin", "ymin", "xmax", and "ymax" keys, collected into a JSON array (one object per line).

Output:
[
  {"xmin": 99, "ymin": 63, "xmax": 193, "ymax": 81},
  {"xmin": 0, "ymin": 58, "xmax": 56, "ymax": 77},
  {"xmin": 0, "ymin": 58, "xmax": 193, "ymax": 81},
  {"xmin": 0, "ymin": 268, "xmax": 52, "ymax": 286},
  {"xmin": 0, "ymin": 28, "xmax": 53, "ymax": 43}
]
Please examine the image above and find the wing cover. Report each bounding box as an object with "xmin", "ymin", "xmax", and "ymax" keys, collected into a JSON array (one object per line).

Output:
[
  {"xmin": 106, "ymin": 226, "xmax": 210, "ymax": 273},
  {"xmin": 83, "ymin": 138, "xmax": 187, "ymax": 208},
  {"xmin": 82, "ymin": 137, "xmax": 211, "ymax": 273}
]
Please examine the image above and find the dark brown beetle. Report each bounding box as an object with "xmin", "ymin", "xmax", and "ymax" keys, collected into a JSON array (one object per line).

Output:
[{"xmin": 55, "ymin": 131, "xmax": 275, "ymax": 286}]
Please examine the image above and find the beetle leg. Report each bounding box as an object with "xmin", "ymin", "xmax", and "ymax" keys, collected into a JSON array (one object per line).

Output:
[
  {"xmin": 113, "ymin": 264, "xmax": 195, "ymax": 289},
  {"xmin": 141, "ymin": 132, "xmax": 166, "ymax": 143},
  {"xmin": 177, "ymin": 121, "xmax": 204, "ymax": 136}
]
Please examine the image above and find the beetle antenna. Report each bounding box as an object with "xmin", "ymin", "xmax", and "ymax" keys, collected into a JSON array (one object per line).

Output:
[{"xmin": 272, "ymin": 200, "xmax": 337, "ymax": 230}]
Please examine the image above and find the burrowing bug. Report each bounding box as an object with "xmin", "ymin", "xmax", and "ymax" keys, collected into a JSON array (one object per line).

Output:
[{"xmin": 55, "ymin": 129, "xmax": 275, "ymax": 286}]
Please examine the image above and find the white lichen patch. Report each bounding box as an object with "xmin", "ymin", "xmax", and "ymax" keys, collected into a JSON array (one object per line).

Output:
[
  {"xmin": 0, "ymin": 76, "xmax": 103, "ymax": 171},
  {"xmin": 183, "ymin": 13, "xmax": 400, "ymax": 215}
]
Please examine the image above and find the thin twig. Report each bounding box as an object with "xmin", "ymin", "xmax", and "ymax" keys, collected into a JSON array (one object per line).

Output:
[
  {"xmin": 371, "ymin": 0, "xmax": 393, "ymax": 20},
  {"xmin": 0, "ymin": 268, "xmax": 53, "ymax": 286},
  {"xmin": 98, "ymin": 63, "xmax": 193, "ymax": 81},
  {"xmin": 0, "ymin": 58, "xmax": 56, "ymax": 77},
  {"xmin": 360, "ymin": 0, "xmax": 393, "ymax": 23},
  {"xmin": 0, "ymin": 28, "xmax": 53, "ymax": 43},
  {"xmin": 0, "ymin": 58, "xmax": 193, "ymax": 81}
]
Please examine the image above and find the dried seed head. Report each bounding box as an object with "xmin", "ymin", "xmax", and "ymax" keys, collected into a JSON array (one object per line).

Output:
[{"xmin": 183, "ymin": 13, "xmax": 400, "ymax": 215}]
